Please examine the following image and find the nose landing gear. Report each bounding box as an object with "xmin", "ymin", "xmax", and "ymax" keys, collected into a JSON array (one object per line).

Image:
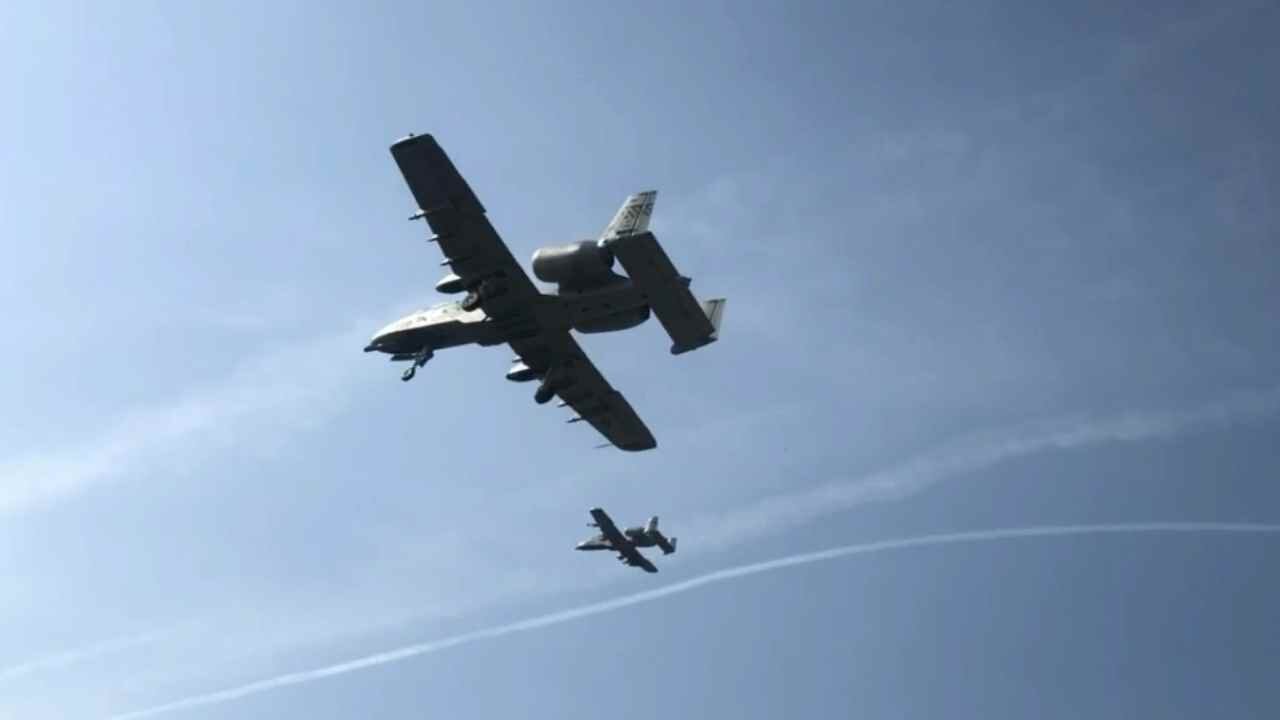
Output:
[{"xmin": 401, "ymin": 347, "xmax": 434, "ymax": 382}]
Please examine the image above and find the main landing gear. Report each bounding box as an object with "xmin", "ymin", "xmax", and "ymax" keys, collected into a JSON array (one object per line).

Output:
[
  {"xmin": 401, "ymin": 347, "xmax": 434, "ymax": 382},
  {"xmin": 460, "ymin": 277, "xmax": 509, "ymax": 312}
]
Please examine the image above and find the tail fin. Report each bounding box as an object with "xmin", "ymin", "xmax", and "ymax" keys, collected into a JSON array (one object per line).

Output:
[
  {"xmin": 669, "ymin": 297, "xmax": 726, "ymax": 355},
  {"xmin": 700, "ymin": 298, "xmax": 726, "ymax": 343},
  {"xmin": 645, "ymin": 516, "xmax": 659, "ymax": 534},
  {"xmin": 600, "ymin": 191, "xmax": 656, "ymax": 240}
]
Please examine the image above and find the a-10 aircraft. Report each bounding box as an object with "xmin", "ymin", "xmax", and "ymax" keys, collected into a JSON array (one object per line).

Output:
[
  {"xmin": 575, "ymin": 507, "xmax": 677, "ymax": 574},
  {"xmin": 363, "ymin": 133, "xmax": 726, "ymax": 452}
]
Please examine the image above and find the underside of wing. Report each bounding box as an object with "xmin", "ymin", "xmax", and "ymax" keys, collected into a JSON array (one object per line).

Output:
[
  {"xmin": 389, "ymin": 134, "xmax": 541, "ymax": 318},
  {"xmin": 589, "ymin": 507, "xmax": 626, "ymax": 546},
  {"xmin": 509, "ymin": 331, "xmax": 657, "ymax": 451},
  {"xmin": 620, "ymin": 546, "xmax": 658, "ymax": 573}
]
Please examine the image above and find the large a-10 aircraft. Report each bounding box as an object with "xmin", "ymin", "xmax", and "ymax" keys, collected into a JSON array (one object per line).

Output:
[
  {"xmin": 364, "ymin": 133, "xmax": 726, "ymax": 451},
  {"xmin": 576, "ymin": 507, "xmax": 677, "ymax": 574}
]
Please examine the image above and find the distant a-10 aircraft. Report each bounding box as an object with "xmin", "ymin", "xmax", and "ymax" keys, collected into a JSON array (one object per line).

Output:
[
  {"xmin": 576, "ymin": 507, "xmax": 677, "ymax": 574},
  {"xmin": 363, "ymin": 133, "xmax": 725, "ymax": 451}
]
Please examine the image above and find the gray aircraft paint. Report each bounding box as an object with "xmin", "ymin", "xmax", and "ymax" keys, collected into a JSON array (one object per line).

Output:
[{"xmin": 363, "ymin": 135, "xmax": 725, "ymax": 450}]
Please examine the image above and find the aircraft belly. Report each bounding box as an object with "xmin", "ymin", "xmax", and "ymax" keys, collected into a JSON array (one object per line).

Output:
[
  {"xmin": 374, "ymin": 317, "xmax": 496, "ymax": 354},
  {"xmin": 431, "ymin": 319, "xmax": 499, "ymax": 349},
  {"xmin": 559, "ymin": 286, "xmax": 648, "ymax": 329}
]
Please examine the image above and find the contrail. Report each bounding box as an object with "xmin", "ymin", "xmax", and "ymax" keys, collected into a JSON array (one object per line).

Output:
[
  {"xmin": 0, "ymin": 631, "xmax": 163, "ymax": 684},
  {"xmin": 109, "ymin": 521, "xmax": 1280, "ymax": 719}
]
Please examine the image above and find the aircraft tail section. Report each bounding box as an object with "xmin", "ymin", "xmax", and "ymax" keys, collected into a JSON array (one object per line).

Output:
[
  {"xmin": 647, "ymin": 516, "xmax": 677, "ymax": 555},
  {"xmin": 699, "ymin": 297, "xmax": 726, "ymax": 343},
  {"xmin": 606, "ymin": 230, "xmax": 725, "ymax": 355},
  {"xmin": 600, "ymin": 191, "xmax": 656, "ymax": 240},
  {"xmin": 667, "ymin": 296, "xmax": 725, "ymax": 355}
]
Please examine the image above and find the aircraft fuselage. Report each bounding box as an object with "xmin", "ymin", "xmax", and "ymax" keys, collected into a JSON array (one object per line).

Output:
[
  {"xmin": 364, "ymin": 280, "xmax": 651, "ymax": 358},
  {"xmin": 575, "ymin": 526, "xmax": 658, "ymax": 551}
]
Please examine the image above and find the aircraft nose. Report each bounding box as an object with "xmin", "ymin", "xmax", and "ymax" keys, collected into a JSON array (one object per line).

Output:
[{"xmin": 364, "ymin": 329, "xmax": 392, "ymax": 352}]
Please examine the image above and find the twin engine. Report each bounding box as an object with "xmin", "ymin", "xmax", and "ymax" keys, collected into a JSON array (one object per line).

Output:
[
  {"xmin": 530, "ymin": 240, "xmax": 648, "ymax": 333},
  {"xmin": 531, "ymin": 240, "xmax": 624, "ymax": 291}
]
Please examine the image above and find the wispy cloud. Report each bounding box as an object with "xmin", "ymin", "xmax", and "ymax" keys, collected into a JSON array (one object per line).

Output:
[
  {"xmin": 0, "ymin": 631, "xmax": 164, "ymax": 685},
  {"xmin": 108, "ymin": 521, "xmax": 1280, "ymax": 719},
  {"xmin": 99, "ymin": 385, "xmax": 1280, "ymax": 706},
  {"xmin": 691, "ymin": 386, "xmax": 1280, "ymax": 550},
  {"xmin": 0, "ymin": 314, "xmax": 385, "ymax": 516}
]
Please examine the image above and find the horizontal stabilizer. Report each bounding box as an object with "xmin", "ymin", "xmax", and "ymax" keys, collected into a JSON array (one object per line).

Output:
[
  {"xmin": 656, "ymin": 534, "xmax": 677, "ymax": 555},
  {"xmin": 606, "ymin": 231, "xmax": 724, "ymax": 354}
]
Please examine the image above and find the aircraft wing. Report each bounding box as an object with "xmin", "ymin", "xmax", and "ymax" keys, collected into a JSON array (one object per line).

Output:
[
  {"xmin": 510, "ymin": 331, "xmax": 657, "ymax": 451},
  {"xmin": 588, "ymin": 509, "xmax": 659, "ymax": 573},
  {"xmin": 589, "ymin": 508, "xmax": 625, "ymax": 544},
  {"xmin": 620, "ymin": 547, "xmax": 659, "ymax": 573},
  {"xmin": 389, "ymin": 134, "xmax": 542, "ymax": 318}
]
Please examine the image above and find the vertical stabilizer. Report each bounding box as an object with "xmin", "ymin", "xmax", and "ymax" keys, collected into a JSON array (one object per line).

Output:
[
  {"xmin": 700, "ymin": 298, "xmax": 726, "ymax": 342},
  {"xmin": 600, "ymin": 191, "xmax": 657, "ymax": 240}
]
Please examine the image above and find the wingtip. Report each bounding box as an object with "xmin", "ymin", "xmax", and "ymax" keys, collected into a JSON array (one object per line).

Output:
[
  {"xmin": 390, "ymin": 132, "xmax": 435, "ymax": 150},
  {"xmin": 614, "ymin": 436, "xmax": 657, "ymax": 451}
]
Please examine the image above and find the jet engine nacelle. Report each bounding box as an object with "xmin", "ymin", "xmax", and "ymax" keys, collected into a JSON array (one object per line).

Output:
[
  {"xmin": 506, "ymin": 362, "xmax": 540, "ymax": 382},
  {"xmin": 436, "ymin": 273, "xmax": 466, "ymax": 294},
  {"xmin": 531, "ymin": 240, "xmax": 617, "ymax": 286}
]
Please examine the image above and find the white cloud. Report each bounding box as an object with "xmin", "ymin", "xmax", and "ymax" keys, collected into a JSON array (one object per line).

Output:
[
  {"xmin": 0, "ymin": 312, "xmax": 389, "ymax": 516},
  {"xmin": 689, "ymin": 386, "xmax": 1280, "ymax": 550}
]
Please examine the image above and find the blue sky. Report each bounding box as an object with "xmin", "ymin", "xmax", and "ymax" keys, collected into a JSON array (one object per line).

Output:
[{"xmin": 2, "ymin": 1, "xmax": 1279, "ymax": 718}]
